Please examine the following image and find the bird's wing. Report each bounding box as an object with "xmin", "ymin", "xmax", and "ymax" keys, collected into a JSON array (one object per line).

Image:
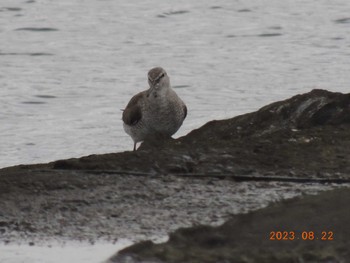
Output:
[
  {"xmin": 122, "ymin": 92, "xmax": 143, "ymax": 125},
  {"xmin": 183, "ymin": 104, "xmax": 187, "ymax": 120}
]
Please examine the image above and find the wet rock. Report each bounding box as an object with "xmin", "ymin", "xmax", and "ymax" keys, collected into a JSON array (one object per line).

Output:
[
  {"xmin": 184, "ymin": 89, "xmax": 349, "ymax": 140},
  {"xmin": 1, "ymin": 89, "xmax": 349, "ymax": 180},
  {"xmin": 43, "ymin": 89, "xmax": 350, "ymax": 179},
  {"xmin": 110, "ymin": 188, "xmax": 350, "ymax": 263}
]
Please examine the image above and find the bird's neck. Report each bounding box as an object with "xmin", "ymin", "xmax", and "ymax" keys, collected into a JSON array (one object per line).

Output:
[{"xmin": 148, "ymin": 85, "xmax": 170, "ymax": 98}]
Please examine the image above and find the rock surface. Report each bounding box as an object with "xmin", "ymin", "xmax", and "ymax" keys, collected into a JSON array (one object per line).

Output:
[
  {"xmin": 113, "ymin": 189, "xmax": 350, "ymax": 263},
  {"xmin": 3, "ymin": 89, "xmax": 348, "ymax": 179},
  {"xmin": 0, "ymin": 89, "xmax": 349, "ymax": 262},
  {"xmin": 111, "ymin": 187, "xmax": 350, "ymax": 263}
]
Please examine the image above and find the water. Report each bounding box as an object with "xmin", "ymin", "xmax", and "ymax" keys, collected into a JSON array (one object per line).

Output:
[
  {"xmin": 1, "ymin": 0, "xmax": 350, "ymax": 168},
  {"xmin": 0, "ymin": 240, "xmax": 133, "ymax": 263}
]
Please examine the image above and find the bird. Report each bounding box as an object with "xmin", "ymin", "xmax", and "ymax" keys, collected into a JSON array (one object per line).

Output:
[{"xmin": 122, "ymin": 67, "xmax": 187, "ymax": 151}]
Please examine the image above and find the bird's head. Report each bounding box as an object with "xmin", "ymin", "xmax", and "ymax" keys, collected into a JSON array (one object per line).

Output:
[{"xmin": 147, "ymin": 67, "xmax": 170, "ymax": 91}]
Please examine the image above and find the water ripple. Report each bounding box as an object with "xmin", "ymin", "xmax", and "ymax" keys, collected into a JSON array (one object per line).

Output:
[
  {"xmin": 35, "ymin": 95, "xmax": 57, "ymax": 99},
  {"xmin": 237, "ymin": 9, "xmax": 252, "ymax": 12},
  {"xmin": 173, "ymin": 85, "xmax": 190, "ymax": 89},
  {"xmin": 157, "ymin": 10, "xmax": 190, "ymax": 18},
  {"xmin": 21, "ymin": 101, "xmax": 47, "ymax": 105},
  {"xmin": 226, "ymin": 33, "xmax": 283, "ymax": 38},
  {"xmin": 0, "ymin": 52, "xmax": 54, "ymax": 56},
  {"xmin": 15, "ymin": 27, "xmax": 59, "ymax": 32},
  {"xmin": 334, "ymin": 18, "xmax": 350, "ymax": 24},
  {"xmin": 269, "ymin": 26, "xmax": 283, "ymax": 30},
  {"xmin": 1, "ymin": 7, "xmax": 22, "ymax": 12},
  {"xmin": 258, "ymin": 33, "xmax": 283, "ymax": 37}
]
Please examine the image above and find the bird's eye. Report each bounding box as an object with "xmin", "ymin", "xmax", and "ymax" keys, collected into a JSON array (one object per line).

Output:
[{"xmin": 155, "ymin": 73, "xmax": 165, "ymax": 83}]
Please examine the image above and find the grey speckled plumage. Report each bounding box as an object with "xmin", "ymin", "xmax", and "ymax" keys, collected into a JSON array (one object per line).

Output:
[{"xmin": 122, "ymin": 67, "xmax": 187, "ymax": 151}]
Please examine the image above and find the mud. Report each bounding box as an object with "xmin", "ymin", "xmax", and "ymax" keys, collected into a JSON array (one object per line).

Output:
[{"xmin": 0, "ymin": 169, "xmax": 339, "ymax": 244}]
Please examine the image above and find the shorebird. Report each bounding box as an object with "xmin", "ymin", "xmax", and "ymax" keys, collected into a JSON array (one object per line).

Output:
[{"xmin": 122, "ymin": 67, "xmax": 187, "ymax": 151}]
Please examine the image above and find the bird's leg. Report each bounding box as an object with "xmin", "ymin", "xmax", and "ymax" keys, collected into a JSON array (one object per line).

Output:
[{"xmin": 133, "ymin": 142, "xmax": 136, "ymax": 151}]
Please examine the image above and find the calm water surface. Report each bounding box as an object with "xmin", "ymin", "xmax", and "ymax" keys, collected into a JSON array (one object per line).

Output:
[
  {"xmin": 1, "ymin": 0, "xmax": 349, "ymax": 167},
  {"xmin": 0, "ymin": 240, "xmax": 133, "ymax": 263}
]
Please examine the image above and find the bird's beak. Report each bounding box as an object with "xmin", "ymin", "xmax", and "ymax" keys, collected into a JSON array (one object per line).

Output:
[
  {"xmin": 150, "ymin": 83, "xmax": 160, "ymax": 91},
  {"xmin": 147, "ymin": 85, "xmax": 155, "ymax": 97}
]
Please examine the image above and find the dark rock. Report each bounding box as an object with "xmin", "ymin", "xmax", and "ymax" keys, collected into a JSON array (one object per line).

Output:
[
  {"xmin": 1, "ymin": 89, "xmax": 348, "ymax": 179},
  {"xmin": 110, "ymin": 188, "xmax": 350, "ymax": 263},
  {"xmin": 184, "ymin": 89, "xmax": 349, "ymax": 140},
  {"xmin": 43, "ymin": 89, "xmax": 349, "ymax": 179}
]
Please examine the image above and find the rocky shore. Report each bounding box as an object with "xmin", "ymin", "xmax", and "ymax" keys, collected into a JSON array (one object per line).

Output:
[
  {"xmin": 0, "ymin": 89, "xmax": 349, "ymax": 262},
  {"xmin": 112, "ymin": 188, "xmax": 350, "ymax": 263}
]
